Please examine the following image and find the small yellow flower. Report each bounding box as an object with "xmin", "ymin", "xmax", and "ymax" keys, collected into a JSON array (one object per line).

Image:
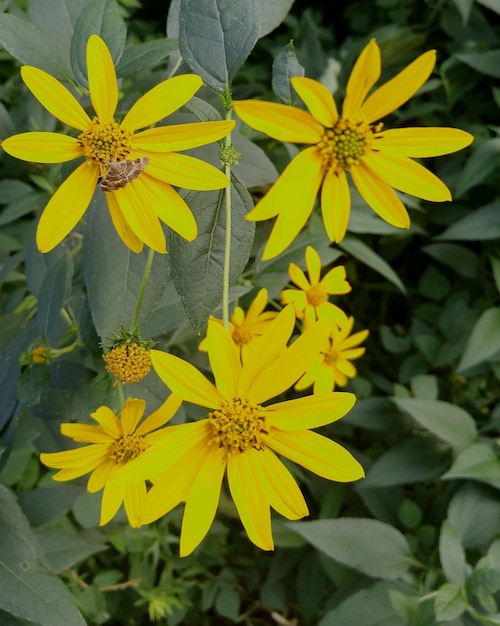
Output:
[
  {"xmin": 296, "ymin": 316, "xmax": 369, "ymax": 393},
  {"xmin": 233, "ymin": 39, "xmax": 474, "ymax": 259},
  {"xmin": 118, "ymin": 305, "xmax": 364, "ymax": 556},
  {"xmin": 103, "ymin": 342, "xmax": 152, "ymax": 384},
  {"xmin": 1, "ymin": 35, "xmax": 234, "ymax": 253},
  {"xmin": 40, "ymin": 395, "xmax": 181, "ymax": 527},
  {"xmin": 281, "ymin": 246, "xmax": 351, "ymax": 326},
  {"xmin": 31, "ymin": 346, "xmax": 49, "ymax": 364}
]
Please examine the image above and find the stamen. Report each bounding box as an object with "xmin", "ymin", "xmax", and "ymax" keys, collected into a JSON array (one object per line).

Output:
[
  {"xmin": 232, "ymin": 325, "xmax": 253, "ymax": 346},
  {"xmin": 306, "ymin": 284, "xmax": 328, "ymax": 307},
  {"xmin": 103, "ymin": 343, "xmax": 152, "ymax": 384},
  {"xmin": 208, "ymin": 398, "xmax": 268, "ymax": 457},
  {"xmin": 109, "ymin": 434, "xmax": 147, "ymax": 464},
  {"xmin": 317, "ymin": 118, "xmax": 380, "ymax": 173},
  {"xmin": 78, "ymin": 118, "xmax": 132, "ymax": 169}
]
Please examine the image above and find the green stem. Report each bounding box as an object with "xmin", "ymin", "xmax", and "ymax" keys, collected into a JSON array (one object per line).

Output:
[
  {"xmin": 130, "ymin": 247, "xmax": 155, "ymax": 336},
  {"xmin": 222, "ymin": 83, "xmax": 233, "ymax": 331}
]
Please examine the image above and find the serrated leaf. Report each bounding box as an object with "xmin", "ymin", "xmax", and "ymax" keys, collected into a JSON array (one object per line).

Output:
[
  {"xmin": 458, "ymin": 307, "xmax": 500, "ymax": 372},
  {"xmin": 178, "ymin": 0, "xmax": 260, "ymax": 93},
  {"xmin": 439, "ymin": 520, "xmax": 467, "ymax": 584},
  {"xmin": 272, "ymin": 40, "xmax": 305, "ymax": 104},
  {"xmin": 289, "ymin": 518, "xmax": 411, "ymax": 580},
  {"xmin": 169, "ymin": 175, "xmax": 255, "ymax": 332},
  {"xmin": 70, "ymin": 0, "xmax": 126, "ymax": 88},
  {"xmin": 116, "ymin": 38, "xmax": 179, "ymax": 77},
  {"xmin": 83, "ymin": 194, "xmax": 171, "ymax": 342},
  {"xmin": 437, "ymin": 200, "xmax": 500, "ymax": 241},
  {"xmin": 0, "ymin": 485, "xmax": 86, "ymax": 626},
  {"xmin": 434, "ymin": 583, "xmax": 467, "ymax": 622},
  {"xmin": 37, "ymin": 254, "xmax": 73, "ymax": 340},
  {"xmin": 338, "ymin": 235, "xmax": 406, "ymax": 294},
  {"xmin": 442, "ymin": 443, "xmax": 500, "ymax": 489},
  {"xmin": 392, "ymin": 398, "xmax": 477, "ymax": 449}
]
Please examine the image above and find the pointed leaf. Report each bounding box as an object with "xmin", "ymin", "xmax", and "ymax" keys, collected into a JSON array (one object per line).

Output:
[
  {"xmin": 442, "ymin": 443, "xmax": 500, "ymax": 489},
  {"xmin": 434, "ymin": 583, "xmax": 467, "ymax": 622},
  {"xmin": 116, "ymin": 39, "xmax": 179, "ymax": 77},
  {"xmin": 272, "ymin": 41, "xmax": 305, "ymax": 104},
  {"xmin": 37, "ymin": 253, "xmax": 73, "ymax": 340},
  {"xmin": 256, "ymin": 0, "xmax": 295, "ymax": 37},
  {"xmin": 458, "ymin": 307, "xmax": 500, "ymax": 372},
  {"xmin": 437, "ymin": 200, "xmax": 500, "ymax": 241},
  {"xmin": 439, "ymin": 520, "xmax": 467, "ymax": 584}
]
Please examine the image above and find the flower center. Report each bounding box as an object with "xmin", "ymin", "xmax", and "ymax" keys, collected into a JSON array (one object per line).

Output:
[
  {"xmin": 317, "ymin": 118, "xmax": 380, "ymax": 174},
  {"xmin": 208, "ymin": 398, "xmax": 268, "ymax": 457},
  {"xmin": 306, "ymin": 284, "xmax": 328, "ymax": 307},
  {"xmin": 103, "ymin": 343, "xmax": 152, "ymax": 384},
  {"xmin": 78, "ymin": 117, "xmax": 132, "ymax": 169},
  {"xmin": 232, "ymin": 325, "xmax": 253, "ymax": 346},
  {"xmin": 323, "ymin": 346, "xmax": 338, "ymax": 365},
  {"xmin": 109, "ymin": 434, "xmax": 147, "ymax": 464}
]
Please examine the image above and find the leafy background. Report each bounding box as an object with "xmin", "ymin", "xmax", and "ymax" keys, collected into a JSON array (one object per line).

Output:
[{"xmin": 0, "ymin": 0, "xmax": 499, "ymax": 624}]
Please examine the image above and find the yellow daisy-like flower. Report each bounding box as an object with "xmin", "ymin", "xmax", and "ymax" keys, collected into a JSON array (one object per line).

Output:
[
  {"xmin": 118, "ymin": 305, "xmax": 364, "ymax": 556},
  {"xmin": 296, "ymin": 316, "xmax": 369, "ymax": 393},
  {"xmin": 40, "ymin": 395, "xmax": 181, "ymax": 527},
  {"xmin": 233, "ymin": 39, "xmax": 474, "ymax": 260},
  {"xmin": 200, "ymin": 288, "xmax": 278, "ymax": 360},
  {"xmin": 281, "ymin": 245, "xmax": 351, "ymax": 326},
  {"xmin": 1, "ymin": 35, "xmax": 234, "ymax": 253}
]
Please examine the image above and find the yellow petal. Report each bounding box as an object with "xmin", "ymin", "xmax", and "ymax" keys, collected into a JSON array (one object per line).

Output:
[
  {"xmin": 305, "ymin": 245, "xmax": 322, "ymax": 285},
  {"xmin": 88, "ymin": 457, "xmax": 114, "ymax": 493},
  {"xmin": 151, "ymin": 350, "xmax": 224, "ymax": 409},
  {"xmin": 145, "ymin": 152, "xmax": 229, "ymax": 190},
  {"xmin": 132, "ymin": 120, "xmax": 235, "ymax": 152},
  {"xmin": 316, "ymin": 302, "xmax": 349, "ymax": 326},
  {"xmin": 20, "ymin": 66, "xmax": 92, "ymax": 131},
  {"xmin": 1, "ymin": 132, "xmax": 82, "ymax": 163},
  {"xmin": 234, "ymin": 100, "xmax": 324, "ymax": 144},
  {"xmin": 105, "ymin": 192, "xmax": 144, "ymax": 253},
  {"xmin": 362, "ymin": 50, "xmax": 436, "ymax": 123},
  {"xmin": 60, "ymin": 423, "xmax": 110, "ymax": 444},
  {"xmin": 342, "ymin": 39, "xmax": 381, "ymax": 119},
  {"xmin": 267, "ymin": 391, "xmax": 356, "ymax": 430},
  {"xmin": 376, "ymin": 127, "xmax": 474, "ymax": 157},
  {"xmin": 288, "ymin": 262, "xmax": 310, "ymax": 291},
  {"xmin": 227, "ymin": 450, "xmax": 274, "ymax": 550},
  {"xmin": 119, "ymin": 398, "xmax": 146, "ymax": 435},
  {"xmin": 245, "ymin": 287, "xmax": 268, "ymax": 319},
  {"xmin": 280, "ymin": 289, "xmax": 307, "ymax": 314},
  {"xmin": 90, "ymin": 406, "xmax": 122, "ymax": 437},
  {"xmin": 313, "ymin": 366, "xmax": 336, "ymax": 394},
  {"xmin": 36, "ymin": 163, "xmax": 99, "ymax": 252},
  {"xmin": 291, "ymin": 76, "xmax": 338, "ymax": 127},
  {"xmin": 321, "ymin": 266, "xmax": 351, "ymax": 295},
  {"xmin": 123, "ymin": 482, "xmax": 147, "ymax": 528},
  {"xmin": 320, "ymin": 168, "xmax": 351, "ymax": 242},
  {"xmin": 206, "ymin": 320, "xmax": 241, "ymax": 400},
  {"xmin": 268, "ymin": 429, "xmax": 365, "ymax": 482},
  {"xmin": 40, "ymin": 444, "xmax": 107, "ymax": 473},
  {"xmin": 180, "ymin": 447, "xmax": 226, "ymax": 556},
  {"xmin": 122, "ymin": 74, "xmax": 203, "ymax": 132},
  {"xmin": 135, "ymin": 393, "xmax": 182, "ymax": 436},
  {"xmin": 100, "ymin": 479, "xmax": 125, "ymax": 525},
  {"xmin": 363, "ymin": 152, "xmax": 451, "ymax": 202},
  {"xmin": 350, "ymin": 161, "xmax": 410, "ymax": 229},
  {"xmin": 86, "ymin": 34, "xmax": 117, "ymax": 123}
]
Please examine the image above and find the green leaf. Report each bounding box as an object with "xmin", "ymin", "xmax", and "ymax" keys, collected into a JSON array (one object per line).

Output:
[
  {"xmin": 457, "ymin": 307, "xmax": 500, "ymax": 372},
  {"xmin": 434, "ymin": 582, "xmax": 467, "ymax": 622},
  {"xmin": 169, "ymin": 175, "xmax": 255, "ymax": 332},
  {"xmin": 442, "ymin": 443, "xmax": 500, "ymax": 489},
  {"xmin": 17, "ymin": 365, "xmax": 51, "ymax": 407},
  {"xmin": 37, "ymin": 254, "xmax": 73, "ymax": 340},
  {"xmin": 288, "ymin": 518, "xmax": 411, "ymax": 580},
  {"xmin": 70, "ymin": 0, "xmax": 127, "ymax": 89},
  {"xmin": 422, "ymin": 243, "xmax": 479, "ymax": 279},
  {"xmin": 178, "ymin": 0, "xmax": 261, "ymax": 93},
  {"xmin": 34, "ymin": 527, "xmax": 107, "ymax": 575},
  {"xmin": 0, "ymin": 485, "xmax": 86, "ymax": 626},
  {"xmin": 410, "ymin": 375, "xmax": 439, "ymax": 400},
  {"xmin": 437, "ymin": 200, "xmax": 500, "ymax": 241},
  {"xmin": 338, "ymin": 235, "xmax": 406, "ymax": 294},
  {"xmin": 361, "ymin": 436, "xmax": 452, "ymax": 487},
  {"xmin": 256, "ymin": 0, "xmax": 295, "ymax": 38},
  {"xmin": 116, "ymin": 38, "xmax": 179, "ymax": 77},
  {"xmin": 83, "ymin": 194, "xmax": 171, "ymax": 342},
  {"xmin": 232, "ymin": 131, "xmax": 278, "ymax": 188},
  {"xmin": 457, "ymin": 49, "xmax": 500, "ymax": 78},
  {"xmin": 448, "ymin": 482, "xmax": 500, "ymax": 548},
  {"xmin": 342, "ymin": 397, "xmax": 406, "ymax": 432},
  {"xmin": 272, "ymin": 41, "xmax": 305, "ymax": 104},
  {"xmin": 0, "ymin": 189, "xmax": 45, "ymax": 227},
  {"xmin": 490, "ymin": 256, "xmax": 500, "ymax": 294},
  {"xmin": 454, "ymin": 138, "xmax": 500, "ymax": 197},
  {"xmin": 392, "ymin": 398, "xmax": 477, "ymax": 449},
  {"xmin": 19, "ymin": 486, "xmax": 84, "ymax": 527},
  {"xmin": 439, "ymin": 520, "xmax": 467, "ymax": 584}
]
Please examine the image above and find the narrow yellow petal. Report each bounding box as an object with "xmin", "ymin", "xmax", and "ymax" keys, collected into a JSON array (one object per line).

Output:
[
  {"xmin": 87, "ymin": 34, "xmax": 117, "ymax": 123},
  {"xmin": 267, "ymin": 392, "xmax": 356, "ymax": 430},
  {"xmin": 120, "ymin": 398, "xmax": 146, "ymax": 435},
  {"xmin": 268, "ymin": 429, "xmax": 365, "ymax": 482},
  {"xmin": 363, "ymin": 152, "xmax": 451, "ymax": 202},
  {"xmin": 305, "ymin": 245, "xmax": 322, "ymax": 285},
  {"xmin": 350, "ymin": 161, "xmax": 410, "ymax": 229},
  {"xmin": 288, "ymin": 263, "xmax": 310, "ymax": 291},
  {"xmin": 90, "ymin": 406, "xmax": 122, "ymax": 437},
  {"xmin": 206, "ymin": 320, "xmax": 241, "ymax": 400},
  {"xmin": 376, "ymin": 127, "xmax": 474, "ymax": 157},
  {"xmin": 1, "ymin": 132, "xmax": 82, "ymax": 163},
  {"xmin": 135, "ymin": 393, "xmax": 182, "ymax": 436},
  {"xmin": 314, "ymin": 366, "xmax": 336, "ymax": 394},
  {"xmin": 100, "ymin": 480, "xmax": 125, "ymax": 525},
  {"xmin": 145, "ymin": 152, "xmax": 229, "ymax": 190},
  {"xmin": 180, "ymin": 448, "xmax": 226, "ymax": 556},
  {"xmin": 105, "ymin": 192, "xmax": 144, "ymax": 253},
  {"xmin": 234, "ymin": 100, "xmax": 324, "ymax": 144},
  {"xmin": 227, "ymin": 451, "xmax": 274, "ymax": 551},
  {"xmin": 291, "ymin": 76, "xmax": 338, "ymax": 127},
  {"xmin": 362, "ymin": 50, "xmax": 436, "ymax": 123},
  {"xmin": 151, "ymin": 350, "xmax": 224, "ymax": 409},
  {"xmin": 20, "ymin": 66, "xmax": 92, "ymax": 130},
  {"xmin": 60, "ymin": 423, "xmax": 110, "ymax": 444},
  {"xmin": 321, "ymin": 169, "xmax": 351, "ymax": 243},
  {"xmin": 88, "ymin": 458, "xmax": 114, "ymax": 493},
  {"xmin": 132, "ymin": 120, "xmax": 235, "ymax": 152},
  {"xmin": 122, "ymin": 75, "xmax": 203, "ymax": 132},
  {"xmin": 36, "ymin": 163, "xmax": 99, "ymax": 252},
  {"xmin": 123, "ymin": 482, "xmax": 147, "ymax": 527},
  {"xmin": 40, "ymin": 444, "xmax": 107, "ymax": 472},
  {"xmin": 342, "ymin": 39, "xmax": 381, "ymax": 119}
]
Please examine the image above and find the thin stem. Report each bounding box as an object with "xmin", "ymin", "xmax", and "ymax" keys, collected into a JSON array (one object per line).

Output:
[
  {"xmin": 130, "ymin": 247, "xmax": 155, "ymax": 336},
  {"xmin": 222, "ymin": 83, "xmax": 233, "ymax": 331}
]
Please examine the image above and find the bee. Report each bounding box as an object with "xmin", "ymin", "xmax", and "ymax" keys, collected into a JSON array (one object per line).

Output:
[{"xmin": 100, "ymin": 157, "xmax": 150, "ymax": 192}]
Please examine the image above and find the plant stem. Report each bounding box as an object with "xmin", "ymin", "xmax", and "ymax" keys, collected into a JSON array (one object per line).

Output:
[
  {"xmin": 130, "ymin": 247, "xmax": 155, "ymax": 336},
  {"xmin": 222, "ymin": 83, "xmax": 233, "ymax": 331}
]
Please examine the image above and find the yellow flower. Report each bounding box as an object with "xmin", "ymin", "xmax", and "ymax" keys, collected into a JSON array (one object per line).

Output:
[
  {"xmin": 281, "ymin": 245, "xmax": 351, "ymax": 326},
  {"xmin": 118, "ymin": 305, "xmax": 364, "ymax": 556},
  {"xmin": 103, "ymin": 342, "xmax": 152, "ymax": 384},
  {"xmin": 199, "ymin": 288, "xmax": 278, "ymax": 360},
  {"xmin": 233, "ymin": 39, "xmax": 474, "ymax": 259},
  {"xmin": 296, "ymin": 316, "xmax": 369, "ymax": 393},
  {"xmin": 1, "ymin": 35, "xmax": 234, "ymax": 253},
  {"xmin": 40, "ymin": 395, "xmax": 181, "ymax": 527}
]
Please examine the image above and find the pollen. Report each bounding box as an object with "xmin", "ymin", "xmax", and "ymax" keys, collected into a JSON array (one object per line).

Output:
[
  {"xmin": 232, "ymin": 325, "xmax": 253, "ymax": 346},
  {"xmin": 103, "ymin": 342, "xmax": 152, "ymax": 384},
  {"xmin": 78, "ymin": 117, "xmax": 132, "ymax": 169},
  {"xmin": 208, "ymin": 398, "xmax": 269, "ymax": 457},
  {"xmin": 317, "ymin": 118, "xmax": 380, "ymax": 174},
  {"xmin": 109, "ymin": 434, "xmax": 148, "ymax": 464},
  {"xmin": 306, "ymin": 284, "xmax": 328, "ymax": 307},
  {"xmin": 31, "ymin": 346, "xmax": 47, "ymax": 364}
]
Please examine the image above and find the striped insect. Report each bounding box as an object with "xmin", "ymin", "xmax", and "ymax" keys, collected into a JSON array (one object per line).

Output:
[{"xmin": 100, "ymin": 157, "xmax": 150, "ymax": 192}]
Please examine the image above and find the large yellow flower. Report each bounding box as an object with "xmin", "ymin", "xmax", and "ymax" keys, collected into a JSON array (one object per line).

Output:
[
  {"xmin": 233, "ymin": 39, "xmax": 474, "ymax": 260},
  {"xmin": 1, "ymin": 35, "xmax": 234, "ymax": 253},
  {"xmin": 118, "ymin": 305, "xmax": 364, "ymax": 556},
  {"xmin": 40, "ymin": 395, "xmax": 181, "ymax": 527}
]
